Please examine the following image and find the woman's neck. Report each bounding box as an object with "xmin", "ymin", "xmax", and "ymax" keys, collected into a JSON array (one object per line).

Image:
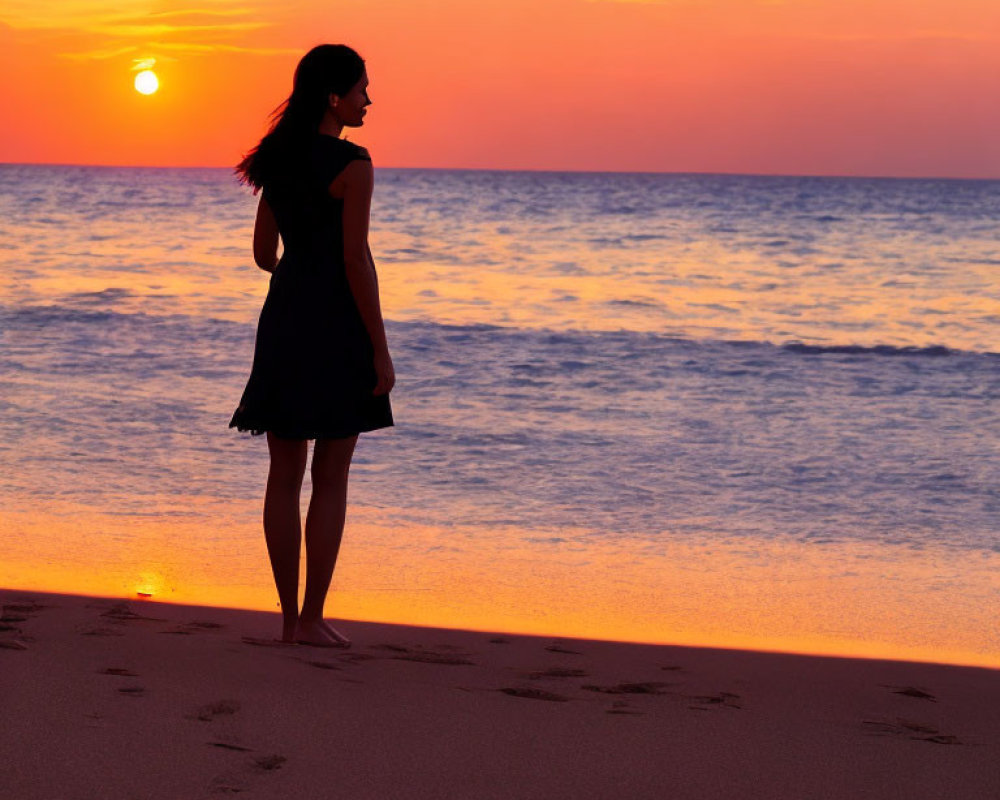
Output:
[{"xmin": 318, "ymin": 112, "xmax": 343, "ymax": 139}]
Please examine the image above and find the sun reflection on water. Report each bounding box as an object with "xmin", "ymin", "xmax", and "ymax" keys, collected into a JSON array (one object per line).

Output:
[{"xmin": 2, "ymin": 503, "xmax": 997, "ymax": 669}]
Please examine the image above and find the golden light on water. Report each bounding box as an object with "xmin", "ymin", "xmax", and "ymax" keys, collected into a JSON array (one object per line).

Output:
[
  {"xmin": 2, "ymin": 503, "xmax": 999, "ymax": 669},
  {"xmin": 135, "ymin": 571, "xmax": 166, "ymax": 599},
  {"xmin": 134, "ymin": 70, "xmax": 159, "ymax": 95}
]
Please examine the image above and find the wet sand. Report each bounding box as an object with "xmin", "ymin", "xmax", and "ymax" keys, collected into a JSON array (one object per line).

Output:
[{"xmin": 1, "ymin": 588, "xmax": 997, "ymax": 799}]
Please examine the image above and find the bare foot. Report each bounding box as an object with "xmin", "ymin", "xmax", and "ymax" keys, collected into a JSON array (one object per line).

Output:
[
  {"xmin": 319, "ymin": 620, "xmax": 351, "ymax": 647},
  {"xmin": 297, "ymin": 619, "xmax": 350, "ymax": 648}
]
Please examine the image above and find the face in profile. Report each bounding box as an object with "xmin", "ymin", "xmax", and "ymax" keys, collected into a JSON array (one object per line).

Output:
[{"xmin": 333, "ymin": 69, "xmax": 371, "ymax": 128}]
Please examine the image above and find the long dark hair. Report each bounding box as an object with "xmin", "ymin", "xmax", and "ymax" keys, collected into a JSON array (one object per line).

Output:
[{"xmin": 235, "ymin": 44, "xmax": 365, "ymax": 192}]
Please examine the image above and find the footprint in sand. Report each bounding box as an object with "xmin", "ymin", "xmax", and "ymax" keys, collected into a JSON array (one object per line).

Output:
[
  {"xmin": 80, "ymin": 626, "xmax": 124, "ymax": 637},
  {"xmin": 190, "ymin": 700, "xmax": 241, "ymax": 722},
  {"xmin": 861, "ymin": 717, "xmax": 963, "ymax": 745},
  {"xmin": 100, "ymin": 667, "xmax": 139, "ymax": 677},
  {"xmin": 393, "ymin": 652, "xmax": 476, "ymax": 665},
  {"xmin": 208, "ymin": 776, "xmax": 249, "ymax": 795},
  {"xmin": 3, "ymin": 601, "xmax": 47, "ymax": 619},
  {"xmin": 582, "ymin": 682, "xmax": 675, "ymax": 696},
  {"xmin": 252, "ymin": 755, "xmax": 286, "ymax": 771},
  {"xmin": 304, "ymin": 659, "xmax": 342, "ymax": 671},
  {"xmin": 186, "ymin": 621, "xmax": 225, "ymax": 630},
  {"xmin": 500, "ymin": 687, "xmax": 570, "ymax": 702},
  {"xmin": 99, "ymin": 603, "xmax": 163, "ymax": 623},
  {"xmin": 337, "ymin": 652, "xmax": 377, "ymax": 662},
  {"xmin": 0, "ymin": 601, "xmax": 46, "ymax": 649},
  {"xmin": 210, "ymin": 742, "xmax": 253, "ymax": 752},
  {"xmin": 607, "ymin": 700, "xmax": 644, "ymax": 715},
  {"xmin": 544, "ymin": 643, "xmax": 583, "ymax": 655},
  {"xmin": 882, "ymin": 684, "xmax": 937, "ymax": 701},
  {"xmin": 370, "ymin": 643, "xmax": 476, "ymax": 665},
  {"xmin": 207, "ymin": 753, "xmax": 286, "ymax": 796},
  {"xmin": 527, "ymin": 667, "xmax": 589, "ymax": 679},
  {"xmin": 241, "ymin": 635, "xmax": 297, "ymax": 648},
  {"xmin": 164, "ymin": 620, "xmax": 228, "ymax": 635},
  {"xmin": 370, "ymin": 643, "xmax": 410, "ymax": 653},
  {"xmin": 687, "ymin": 691, "xmax": 742, "ymax": 711}
]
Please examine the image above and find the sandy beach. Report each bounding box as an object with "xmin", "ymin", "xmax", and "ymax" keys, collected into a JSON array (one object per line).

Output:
[{"xmin": 1, "ymin": 588, "xmax": 997, "ymax": 799}]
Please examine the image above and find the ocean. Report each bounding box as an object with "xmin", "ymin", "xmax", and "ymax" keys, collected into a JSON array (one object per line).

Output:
[{"xmin": 1, "ymin": 163, "xmax": 997, "ymax": 667}]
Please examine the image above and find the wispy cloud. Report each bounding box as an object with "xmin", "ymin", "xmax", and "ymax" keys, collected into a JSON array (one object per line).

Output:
[
  {"xmin": 87, "ymin": 21, "xmax": 269, "ymax": 37},
  {"xmin": 1, "ymin": 0, "xmax": 285, "ymax": 60},
  {"xmin": 60, "ymin": 40, "xmax": 296, "ymax": 61},
  {"xmin": 0, "ymin": 3, "xmax": 261, "ymax": 29},
  {"xmin": 132, "ymin": 8, "xmax": 255, "ymax": 21},
  {"xmin": 149, "ymin": 40, "xmax": 300, "ymax": 55},
  {"xmin": 2, "ymin": 1, "xmax": 172, "ymax": 30},
  {"xmin": 59, "ymin": 44, "xmax": 141, "ymax": 61}
]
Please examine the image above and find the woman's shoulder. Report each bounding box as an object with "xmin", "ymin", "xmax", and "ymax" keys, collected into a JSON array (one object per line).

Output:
[
  {"xmin": 310, "ymin": 135, "xmax": 371, "ymax": 188},
  {"xmin": 316, "ymin": 134, "xmax": 371, "ymax": 160}
]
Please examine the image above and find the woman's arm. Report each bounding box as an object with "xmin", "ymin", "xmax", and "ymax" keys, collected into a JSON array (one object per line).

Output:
[
  {"xmin": 253, "ymin": 196, "xmax": 280, "ymax": 272},
  {"xmin": 341, "ymin": 157, "xmax": 395, "ymax": 396}
]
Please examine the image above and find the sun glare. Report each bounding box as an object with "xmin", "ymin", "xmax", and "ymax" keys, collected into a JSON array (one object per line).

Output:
[{"xmin": 134, "ymin": 70, "xmax": 159, "ymax": 95}]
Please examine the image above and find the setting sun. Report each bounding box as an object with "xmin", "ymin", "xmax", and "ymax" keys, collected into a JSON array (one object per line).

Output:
[{"xmin": 134, "ymin": 70, "xmax": 159, "ymax": 96}]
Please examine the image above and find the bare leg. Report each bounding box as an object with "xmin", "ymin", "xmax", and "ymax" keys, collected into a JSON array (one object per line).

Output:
[
  {"xmin": 298, "ymin": 434, "xmax": 357, "ymax": 646},
  {"xmin": 264, "ymin": 432, "xmax": 308, "ymax": 643}
]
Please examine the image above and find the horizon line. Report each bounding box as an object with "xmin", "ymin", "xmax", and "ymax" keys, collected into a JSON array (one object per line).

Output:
[{"xmin": 1, "ymin": 159, "xmax": 998, "ymax": 183}]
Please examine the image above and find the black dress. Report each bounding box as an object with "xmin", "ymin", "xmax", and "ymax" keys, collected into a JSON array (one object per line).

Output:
[{"xmin": 229, "ymin": 134, "xmax": 394, "ymax": 440}]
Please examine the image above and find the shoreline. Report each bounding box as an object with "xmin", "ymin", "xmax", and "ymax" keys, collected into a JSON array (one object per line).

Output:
[
  {"xmin": 4, "ymin": 547, "xmax": 998, "ymax": 671},
  {"xmin": 3, "ymin": 570, "xmax": 998, "ymax": 672},
  {"xmin": 8, "ymin": 585, "xmax": 1000, "ymax": 672},
  {"xmin": 2, "ymin": 587, "xmax": 997, "ymax": 799}
]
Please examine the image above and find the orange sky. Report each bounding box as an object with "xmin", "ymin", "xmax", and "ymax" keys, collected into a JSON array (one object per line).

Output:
[{"xmin": 1, "ymin": 0, "xmax": 998, "ymax": 177}]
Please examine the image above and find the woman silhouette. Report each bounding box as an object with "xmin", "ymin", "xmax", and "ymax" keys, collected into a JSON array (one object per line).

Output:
[{"xmin": 230, "ymin": 44, "xmax": 394, "ymax": 647}]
